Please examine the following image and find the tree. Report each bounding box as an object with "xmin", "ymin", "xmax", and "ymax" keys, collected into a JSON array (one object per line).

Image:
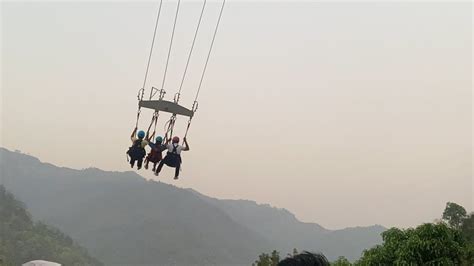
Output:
[
  {"xmin": 0, "ymin": 185, "xmax": 102, "ymax": 266},
  {"xmin": 271, "ymin": 250, "xmax": 280, "ymax": 265},
  {"xmin": 443, "ymin": 202, "xmax": 467, "ymax": 229},
  {"xmin": 460, "ymin": 213, "xmax": 474, "ymax": 242},
  {"xmin": 332, "ymin": 256, "xmax": 351, "ymax": 266},
  {"xmin": 460, "ymin": 213, "xmax": 474, "ymax": 265},
  {"xmin": 356, "ymin": 223, "xmax": 471, "ymax": 265},
  {"xmin": 253, "ymin": 250, "xmax": 280, "ymax": 266}
]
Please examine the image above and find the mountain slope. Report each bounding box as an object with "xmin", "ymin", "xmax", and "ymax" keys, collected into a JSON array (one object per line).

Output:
[
  {"xmin": 191, "ymin": 189, "xmax": 385, "ymax": 261},
  {"xmin": 0, "ymin": 148, "xmax": 383, "ymax": 263},
  {"xmin": 0, "ymin": 185, "xmax": 102, "ymax": 266},
  {"xmin": 0, "ymin": 149, "xmax": 270, "ymax": 265}
]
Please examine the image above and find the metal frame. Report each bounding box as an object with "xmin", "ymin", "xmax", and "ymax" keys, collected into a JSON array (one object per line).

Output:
[{"xmin": 139, "ymin": 100, "xmax": 194, "ymax": 118}]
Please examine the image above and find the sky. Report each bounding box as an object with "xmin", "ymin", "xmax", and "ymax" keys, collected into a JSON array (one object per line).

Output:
[{"xmin": 1, "ymin": 1, "xmax": 472, "ymax": 229}]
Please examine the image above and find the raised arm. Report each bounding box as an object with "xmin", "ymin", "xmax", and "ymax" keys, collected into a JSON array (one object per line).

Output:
[{"xmin": 130, "ymin": 127, "xmax": 137, "ymax": 140}]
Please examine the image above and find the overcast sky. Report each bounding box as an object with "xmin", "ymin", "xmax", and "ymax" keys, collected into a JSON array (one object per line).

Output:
[{"xmin": 1, "ymin": 1, "xmax": 472, "ymax": 229}]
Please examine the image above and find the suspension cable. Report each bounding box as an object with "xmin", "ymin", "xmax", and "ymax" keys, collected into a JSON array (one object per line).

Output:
[
  {"xmin": 193, "ymin": 0, "xmax": 226, "ymax": 103},
  {"xmin": 144, "ymin": 0, "xmax": 163, "ymax": 98},
  {"xmin": 182, "ymin": 0, "xmax": 225, "ymax": 141},
  {"xmin": 134, "ymin": 1, "xmax": 163, "ymax": 129},
  {"xmin": 161, "ymin": 0, "xmax": 181, "ymax": 94},
  {"xmin": 177, "ymin": 0, "xmax": 207, "ymax": 102}
]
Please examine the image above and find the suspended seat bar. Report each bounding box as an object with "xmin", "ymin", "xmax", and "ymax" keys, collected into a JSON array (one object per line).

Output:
[{"xmin": 139, "ymin": 100, "xmax": 194, "ymax": 118}]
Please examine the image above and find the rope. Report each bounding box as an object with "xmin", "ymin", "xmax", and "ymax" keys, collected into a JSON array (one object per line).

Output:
[
  {"xmin": 161, "ymin": 0, "xmax": 181, "ymax": 93},
  {"xmin": 183, "ymin": 101, "xmax": 198, "ymax": 140},
  {"xmin": 193, "ymin": 0, "xmax": 226, "ymax": 103},
  {"xmin": 134, "ymin": 1, "xmax": 162, "ymax": 129},
  {"xmin": 146, "ymin": 112, "xmax": 159, "ymax": 139},
  {"xmin": 144, "ymin": 0, "xmax": 163, "ymax": 97},
  {"xmin": 134, "ymin": 88, "xmax": 145, "ymax": 128},
  {"xmin": 177, "ymin": 0, "xmax": 207, "ymax": 99},
  {"xmin": 164, "ymin": 115, "xmax": 177, "ymax": 141},
  {"xmin": 182, "ymin": 0, "xmax": 225, "ymax": 143}
]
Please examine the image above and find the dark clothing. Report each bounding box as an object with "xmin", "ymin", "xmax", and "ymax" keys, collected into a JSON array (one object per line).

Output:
[
  {"xmin": 128, "ymin": 139, "xmax": 146, "ymax": 169},
  {"xmin": 155, "ymin": 144, "xmax": 182, "ymax": 178},
  {"xmin": 130, "ymin": 157, "xmax": 143, "ymax": 169},
  {"xmin": 146, "ymin": 143, "xmax": 167, "ymax": 163}
]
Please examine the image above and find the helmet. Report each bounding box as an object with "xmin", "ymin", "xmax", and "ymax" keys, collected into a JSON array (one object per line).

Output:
[
  {"xmin": 137, "ymin": 130, "xmax": 146, "ymax": 139},
  {"xmin": 156, "ymin": 136, "xmax": 163, "ymax": 143},
  {"xmin": 172, "ymin": 136, "xmax": 180, "ymax": 143}
]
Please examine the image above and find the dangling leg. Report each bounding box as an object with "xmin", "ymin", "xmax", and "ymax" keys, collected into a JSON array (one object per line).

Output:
[
  {"xmin": 144, "ymin": 157, "xmax": 149, "ymax": 170},
  {"xmin": 137, "ymin": 158, "xmax": 143, "ymax": 170},
  {"xmin": 174, "ymin": 157, "xmax": 181, "ymax": 180},
  {"xmin": 155, "ymin": 158, "xmax": 166, "ymax": 176}
]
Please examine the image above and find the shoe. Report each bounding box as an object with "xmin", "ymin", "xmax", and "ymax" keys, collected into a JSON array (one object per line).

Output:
[
  {"xmin": 144, "ymin": 164, "xmax": 148, "ymax": 170},
  {"xmin": 154, "ymin": 172, "xmax": 159, "ymax": 176},
  {"xmin": 137, "ymin": 166, "xmax": 142, "ymax": 170},
  {"xmin": 174, "ymin": 176, "xmax": 179, "ymax": 180}
]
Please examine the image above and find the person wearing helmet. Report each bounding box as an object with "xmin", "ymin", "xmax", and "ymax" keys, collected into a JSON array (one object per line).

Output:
[
  {"xmin": 127, "ymin": 127, "xmax": 149, "ymax": 170},
  {"xmin": 144, "ymin": 135, "xmax": 167, "ymax": 171},
  {"xmin": 155, "ymin": 136, "xmax": 190, "ymax": 179}
]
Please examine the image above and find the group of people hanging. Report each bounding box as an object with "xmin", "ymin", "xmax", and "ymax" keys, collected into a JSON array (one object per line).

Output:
[
  {"xmin": 127, "ymin": 127, "xmax": 189, "ymax": 180},
  {"xmin": 125, "ymin": 0, "xmax": 226, "ymax": 180}
]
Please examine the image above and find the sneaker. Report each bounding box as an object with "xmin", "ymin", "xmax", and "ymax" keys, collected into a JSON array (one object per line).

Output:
[
  {"xmin": 174, "ymin": 176, "xmax": 179, "ymax": 180},
  {"xmin": 137, "ymin": 166, "xmax": 142, "ymax": 170},
  {"xmin": 144, "ymin": 164, "xmax": 148, "ymax": 170},
  {"xmin": 154, "ymin": 172, "xmax": 159, "ymax": 176}
]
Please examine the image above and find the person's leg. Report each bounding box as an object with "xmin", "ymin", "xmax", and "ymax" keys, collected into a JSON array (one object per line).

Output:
[
  {"xmin": 152, "ymin": 162, "xmax": 157, "ymax": 172},
  {"xmin": 144, "ymin": 157, "xmax": 149, "ymax": 169},
  {"xmin": 130, "ymin": 158, "xmax": 136, "ymax": 168},
  {"xmin": 174, "ymin": 162, "xmax": 180, "ymax": 179},
  {"xmin": 155, "ymin": 158, "xmax": 166, "ymax": 175},
  {"xmin": 137, "ymin": 158, "xmax": 143, "ymax": 169}
]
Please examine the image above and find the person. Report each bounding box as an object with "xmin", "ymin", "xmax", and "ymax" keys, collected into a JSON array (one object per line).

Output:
[
  {"xmin": 155, "ymin": 136, "xmax": 189, "ymax": 179},
  {"xmin": 127, "ymin": 128, "xmax": 148, "ymax": 170},
  {"xmin": 277, "ymin": 252, "xmax": 329, "ymax": 266},
  {"xmin": 144, "ymin": 136, "xmax": 167, "ymax": 172}
]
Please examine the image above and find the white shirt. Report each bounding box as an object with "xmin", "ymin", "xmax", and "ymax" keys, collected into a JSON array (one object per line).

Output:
[{"xmin": 167, "ymin": 143, "xmax": 185, "ymax": 154}]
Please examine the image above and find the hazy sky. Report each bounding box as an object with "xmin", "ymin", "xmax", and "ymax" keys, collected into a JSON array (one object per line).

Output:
[{"xmin": 1, "ymin": 1, "xmax": 472, "ymax": 229}]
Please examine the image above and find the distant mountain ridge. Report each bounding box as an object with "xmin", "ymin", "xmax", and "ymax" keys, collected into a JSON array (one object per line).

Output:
[
  {"xmin": 0, "ymin": 148, "xmax": 384, "ymax": 264},
  {"xmin": 190, "ymin": 189, "xmax": 385, "ymax": 261}
]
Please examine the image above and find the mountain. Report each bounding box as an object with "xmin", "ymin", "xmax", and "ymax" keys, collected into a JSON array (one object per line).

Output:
[
  {"xmin": 0, "ymin": 148, "xmax": 384, "ymax": 264},
  {"xmin": 0, "ymin": 185, "xmax": 102, "ymax": 266},
  {"xmin": 190, "ymin": 190, "xmax": 385, "ymax": 261}
]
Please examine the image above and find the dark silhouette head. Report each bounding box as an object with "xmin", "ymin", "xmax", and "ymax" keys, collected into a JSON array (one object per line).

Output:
[{"xmin": 277, "ymin": 252, "xmax": 329, "ymax": 266}]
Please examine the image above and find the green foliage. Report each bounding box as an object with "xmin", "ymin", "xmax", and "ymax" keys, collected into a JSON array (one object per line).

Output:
[
  {"xmin": 355, "ymin": 222, "xmax": 472, "ymax": 265},
  {"xmin": 443, "ymin": 202, "xmax": 467, "ymax": 229},
  {"xmin": 251, "ymin": 203, "xmax": 474, "ymax": 265},
  {"xmin": 460, "ymin": 213, "xmax": 474, "ymax": 242},
  {"xmin": 292, "ymin": 248, "xmax": 298, "ymax": 256},
  {"xmin": 253, "ymin": 250, "xmax": 280, "ymax": 266},
  {"xmin": 0, "ymin": 185, "xmax": 102, "ymax": 266},
  {"xmin": 332, "ymin": 256, "xmax": 352, "ymax": 266}
]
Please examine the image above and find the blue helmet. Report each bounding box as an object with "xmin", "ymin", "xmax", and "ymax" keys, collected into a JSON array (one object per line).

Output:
[
  {"xmin": 137, "ymin": 130, "xmax": 146, "ymax": 139},
  {"xmin": 156, "ymin": 136, "xmax": 163, "ymax": 143}
]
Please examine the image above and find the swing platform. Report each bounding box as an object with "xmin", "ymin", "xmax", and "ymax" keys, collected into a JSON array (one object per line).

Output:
[{"xmin": 139, "ymin": 100, "xmax": 194, "ymax": 117}]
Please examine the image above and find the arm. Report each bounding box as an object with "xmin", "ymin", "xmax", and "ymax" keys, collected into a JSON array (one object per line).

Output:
[
  {"xmin": 183, "ymin": 138, "xmax": 190, "ymax": 151},
  {"xmin": 148, "ymin": 142, "xmax": 156, "ymax": 149},
  {"xmin": 131, "ymin": 127, "xmax": 137, "ymax": 141}
]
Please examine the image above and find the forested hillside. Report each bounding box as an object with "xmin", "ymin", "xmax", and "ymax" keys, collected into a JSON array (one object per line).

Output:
[{"xmin": 0, "ymin": 185, "xmax": 102, "ymax": 266}]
